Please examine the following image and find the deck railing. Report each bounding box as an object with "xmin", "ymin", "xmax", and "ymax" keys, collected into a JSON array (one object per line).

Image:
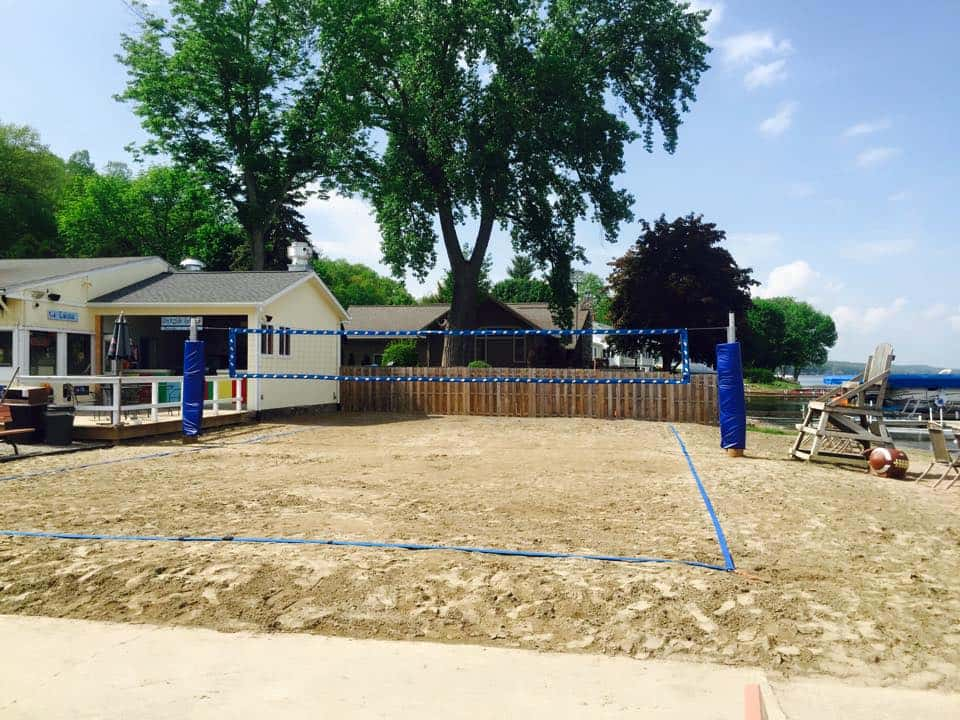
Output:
[{"xmin": 17, "ymin": 375, "xmax": 244, "ymax": 426}]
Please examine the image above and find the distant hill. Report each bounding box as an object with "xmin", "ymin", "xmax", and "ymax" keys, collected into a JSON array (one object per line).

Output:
[{"xmin": 810, "ymin": 361, "xmax": 958, "ymax": 375}]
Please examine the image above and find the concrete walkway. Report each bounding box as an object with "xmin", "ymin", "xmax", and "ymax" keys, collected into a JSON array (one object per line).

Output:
[{"xmin": 0, "ymin": 615, "xmax": 957, "ymax": 719}]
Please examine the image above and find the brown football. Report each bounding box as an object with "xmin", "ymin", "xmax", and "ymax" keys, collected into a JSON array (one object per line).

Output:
[{"xmin": 868, "ymin": 447, "xmax": 910, "ymax": 479}]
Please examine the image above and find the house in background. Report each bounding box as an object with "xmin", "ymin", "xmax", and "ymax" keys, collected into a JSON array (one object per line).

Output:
[{"xmin": 344, "ymin": 299, "xmax": 592, "ymax": 368}]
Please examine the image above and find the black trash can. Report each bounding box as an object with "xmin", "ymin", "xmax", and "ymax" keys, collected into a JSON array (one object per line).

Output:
[{"xmin": 44, "ymin": 405, "xmax": 76, "ymax": 446}]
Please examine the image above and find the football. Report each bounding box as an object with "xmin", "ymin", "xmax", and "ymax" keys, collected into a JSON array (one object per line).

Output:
[{"xmin": 867, "ymin": 447, "xmax": 910, "ymax": 479}]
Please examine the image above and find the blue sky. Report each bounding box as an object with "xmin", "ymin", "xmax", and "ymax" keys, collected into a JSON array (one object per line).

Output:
[{"xmin": 1, "ymin": 1, "xmax": 957, "ymax": 365}]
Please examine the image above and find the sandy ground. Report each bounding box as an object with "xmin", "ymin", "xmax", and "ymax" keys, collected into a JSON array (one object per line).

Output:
[
  {"xmin": 4, "ymin": 615, "xmax": 960, "ymax": 719},
  {"xmin": 0, "ymin": 414, "xmax": 958, "ymax": 692}
]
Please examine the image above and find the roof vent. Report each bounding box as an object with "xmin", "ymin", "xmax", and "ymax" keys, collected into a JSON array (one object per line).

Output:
[
  {"xmin": 180, "ymin": 258, "xmax": 205, "ymax": 273},
  {"xmin": 287, "ymin": 240, "xmax": 313, "ymax": 271}
]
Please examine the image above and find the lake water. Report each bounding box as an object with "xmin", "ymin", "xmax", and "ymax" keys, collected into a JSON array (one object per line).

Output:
[{"xmin": 745, "ymin": 380, "xmax": 935, "ymax": 452}]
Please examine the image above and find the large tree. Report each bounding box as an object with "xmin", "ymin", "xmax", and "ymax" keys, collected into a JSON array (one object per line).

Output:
[
  {"xmin": 762, "ymin": 296, "xmax": 837, "ymax": 380},
  {"xmin": 312, "ymin": 256, "xmax": 415, "ymax": 308},
  {"xmin": 0, "ymin": 122, "xmax": 66, "ymax": 258},
  {"xmin": 117, "ymin": 0, "xmax": 360, "ymax": 269},
  {"xmin": 574, "ymin": 271, "xmax": 612, "ymax": 325},
  {"xmin": 317, "ymin": 0, "xmax": 710, "ymax": 364},
  {"xmin": 742, "ymin": 298, "xmax": 787, "ymax": 371},
  {"xmin": 491, "ymin": 254, "xmax": 552, "ymax": 303},
  {"xmin": 58, "ymin": 164, "xmax": 244, "ymax": 269},
  {"xmin": 607, "ymin": 214, "xmax": 756, "ymax": 371}
]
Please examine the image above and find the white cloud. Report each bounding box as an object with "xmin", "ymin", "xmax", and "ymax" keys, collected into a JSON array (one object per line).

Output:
[
  {"xmin": 888, "ymin": 190, "xmax": 910, "ymax": 202},
  {"xmin": 717, "ymin": 31, "xmax": 792, "ymax": 65},
  {"xmin": 950, "ymin": 315, "xmax": 960, "ymax": 333},
  {"xmin": 843, "ymin": 119, "xmax": 891, "ymax": 137},
  {"xmin": 855, "ymin": 146, "xmax": 901, "ymax": 169},
  {"xmin": 754, "ymin": 260, "xmax": 818, "ymax": 298},
  {"xmin": 684, "ymin": 1, "xmax": 725, "ymax": 35},
  {"xmin": 301, "ymin": 193, "xmax": 384, "ymax": 268},
  {"xmin": 759, "ymin": 101, "xmax": 797, "ymax": 137},
  {"xmin": 832, "ymin": 298, "xmax": 907, "ymax": 334},
  {"xmin": 787, "ymin": 182, "xmax": 816, "ymax": 199},
  {"xmin": 744, "ymin": 58, "xmax": 788, "ymax": 89}
]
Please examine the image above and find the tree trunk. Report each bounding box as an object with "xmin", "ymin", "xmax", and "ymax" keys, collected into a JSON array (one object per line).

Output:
[
  {"xmin": 250, "ymin": 225, "xmax": 266, "ymax": 271},
  {"xmin": 437, "ymin": 200, "xmax": 494, "ymax": 367},
  {"xmin": 442, "ymin": 268, "xmax": 481, "ymax": 366}
]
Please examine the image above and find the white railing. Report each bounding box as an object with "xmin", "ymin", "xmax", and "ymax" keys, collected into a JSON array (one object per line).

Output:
[{"xmin": 17, "ymin": 375, "xmax": 244, "ymax": 426}]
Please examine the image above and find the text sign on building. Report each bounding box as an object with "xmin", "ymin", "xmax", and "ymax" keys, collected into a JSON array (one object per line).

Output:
[
  {"xmin": 160, "ymin": 316, "xmax": 204, "ymax": 332},
  {"xmin": 47, "ymin": 310, "xmax": 79, "ymax": 322}
]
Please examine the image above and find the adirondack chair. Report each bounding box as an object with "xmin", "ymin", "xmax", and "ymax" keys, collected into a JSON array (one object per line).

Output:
[
  {"xmin": 0, "ymin": 404, "xmax": 33, "ymax": 456},
  {"xmin": 917, "ymin": 422, "xmax": 960, "ymax": 489},
  {"xmin": 791, "ymin": 343, "xmax": 895, "ymax": 467}
]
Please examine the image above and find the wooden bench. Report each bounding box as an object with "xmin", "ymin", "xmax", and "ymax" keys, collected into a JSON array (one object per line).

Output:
[{"xmin": 0, "ymin": 404, "xmax": 33, "ymax": 456}]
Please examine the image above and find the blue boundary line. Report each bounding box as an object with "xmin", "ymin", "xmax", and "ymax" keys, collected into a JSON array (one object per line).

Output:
[
  {"xmin": 668, "ymin": 425, "xmax": 735, "ymax": 571},
  {"xmin": 0, "ymin": 530, "xmax": 729, "ymax": 572}
]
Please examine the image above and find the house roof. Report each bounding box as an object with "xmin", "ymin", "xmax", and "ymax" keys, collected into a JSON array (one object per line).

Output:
[
  {"xmin": 343, "ymin": 301, "xmax": 590, "ymax": 334},
  {"xmin": 0, "ymin": 257, "xmax": 164, "ymax": 293},
  {"xmin": 88, "ymin": 270, "xmax": 348, "ymax": 319}
]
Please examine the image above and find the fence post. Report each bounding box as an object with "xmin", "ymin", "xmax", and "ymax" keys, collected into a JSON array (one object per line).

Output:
[
  {"xmin": 151, "ymin": 380, "xmax": 159, "ymax": 422},
  {"xmin": 112, "ymin": 377, "xmax": 121, "ymax": 426}
]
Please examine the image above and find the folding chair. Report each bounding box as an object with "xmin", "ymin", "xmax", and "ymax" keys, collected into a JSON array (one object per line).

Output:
[{"xmin": 917, "ymin": 423, "xmax": 960, "ymax": 489}]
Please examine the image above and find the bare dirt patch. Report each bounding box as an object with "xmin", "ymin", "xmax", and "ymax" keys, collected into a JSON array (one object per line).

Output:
[{"xmin": 0, "ymin": 414, "xmax": 957, "ymax": 690}]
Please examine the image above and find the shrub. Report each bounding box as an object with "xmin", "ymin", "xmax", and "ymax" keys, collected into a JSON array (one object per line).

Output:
[
  {"xmin": 468, "ymin": 360, "xmax": 491, "ymax": 369},
  {"xmin": 381, "ymin": 340, "xmax": 419, "ymax": 367},
  {"xmin": 744, "ymin": 366, "xmax": 776, "ymax": 384}
]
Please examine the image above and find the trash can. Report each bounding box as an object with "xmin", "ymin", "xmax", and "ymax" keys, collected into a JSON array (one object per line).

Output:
[{"xmin": 44, "ymin": 405, "xmax": 76, "ymax": 446}]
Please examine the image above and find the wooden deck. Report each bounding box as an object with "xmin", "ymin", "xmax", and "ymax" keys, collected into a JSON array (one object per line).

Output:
[{"xmin": 72, "ymin": 410, "xmax": 250, "ymax": 441}]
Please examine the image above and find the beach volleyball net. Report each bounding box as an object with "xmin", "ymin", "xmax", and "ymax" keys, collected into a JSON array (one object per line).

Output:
[{"xmin": 228, "ymin": 326, "xmax": 691, "ymax": 384}]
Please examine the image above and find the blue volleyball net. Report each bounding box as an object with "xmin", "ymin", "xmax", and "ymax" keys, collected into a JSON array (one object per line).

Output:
[{"xmin": 228, "ymin": 326, "xmax": 691, "ymax": 384}]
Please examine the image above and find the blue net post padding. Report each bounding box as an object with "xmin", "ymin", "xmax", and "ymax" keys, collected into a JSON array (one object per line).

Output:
[
  {"xmin": 716, "ymin": 342, "xmax": 746, "ymax": 450},
  {"xmin": 182, "ymin": 340, "xmax": 206, "ymax": 437}
]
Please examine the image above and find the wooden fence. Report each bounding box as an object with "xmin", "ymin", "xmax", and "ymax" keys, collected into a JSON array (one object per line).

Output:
[{"xmin": 338, "ymin": 367, "xmax": 718, "ymax": 424}]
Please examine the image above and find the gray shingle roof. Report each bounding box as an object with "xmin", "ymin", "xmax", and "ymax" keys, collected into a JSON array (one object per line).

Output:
[
  {"xmin": 343, "ymin": 305, "xmax": 449, "ymax": 332},
  {"xmin": 90, "ymin": 271, "xmax": 312, "ymax": 304},
  {"xmin": 0, "ymin": 257, "xmax": 162, "ymax": 291},
  {"xmin": 344, "ymin": 302, "xmax": 590, "ymax": 332}
]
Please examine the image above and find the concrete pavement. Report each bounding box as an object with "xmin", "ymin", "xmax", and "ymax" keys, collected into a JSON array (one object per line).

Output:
[{"xmin": 0, "ymin": 615, "xmax": 957, "ymax": 719}]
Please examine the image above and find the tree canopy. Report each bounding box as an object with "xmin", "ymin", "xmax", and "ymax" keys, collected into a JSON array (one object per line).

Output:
[
  {"xmin": 57, "ymin": 164, "xmax": 244, "ymax": 269},
  {"xmin": 742, "ymin": 298, "xmax": 787, "ymax": 371},
  {"xmin": 117, "ymin": 0, "xmax": 360, "ymax": 269},
  {"xmin": 607, "ymin": 214, "xmax": 756, "ymax": 370},
  {"xmin": 0, "ymin": 122, "xmax": 66, "ymax": 258},
  {"xmin": 760, "ymin": 296, "xmax": 837, "ymax": 379},
  {"xmin": 311, "ymin": 256, "xmax": 415, "ymax": 308},
  {"xmin": 316, "ymin": 0, "xmax": 710, "ymax": 363},
  {"xmin": 491, "ymin": 254, "xmax": 552, "ymax": 303},
  {"xmin": 574, "ymin": 271, "xmax": 612, "ymax": 325}
]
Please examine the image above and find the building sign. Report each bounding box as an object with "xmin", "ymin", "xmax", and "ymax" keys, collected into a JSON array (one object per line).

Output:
[
  {"xmin": 161, "ymin": 316, "xmax": 204, "ymax": 332},
  {"xmin": 47, "ymin": 310, "xmax": 79, "ymax": 322}
]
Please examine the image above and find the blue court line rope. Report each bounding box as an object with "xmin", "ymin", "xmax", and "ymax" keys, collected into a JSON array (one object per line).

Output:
[
  {"xmin": 233, "ymin": 373, "xmax": 691, "ymax": 385},
  {"xmin": 668, "ymin": 425, "xmax": 735, "ymax": 571},
  {"xmin": 237, "ymin": 327, "xmax": 686, "ymax": 337},
  {"xmin": 0, "ymin": 530, "xmax": 729, "ymax": 572}
]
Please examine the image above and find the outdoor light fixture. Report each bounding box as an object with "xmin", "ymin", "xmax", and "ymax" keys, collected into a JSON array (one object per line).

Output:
[
  {"xmin": 47, "ymin": 292, "xmax": 61, "ymax": 301},
  {"xmin": 265, "ymin": 314, "xmax": 273, "ymax": 322}
]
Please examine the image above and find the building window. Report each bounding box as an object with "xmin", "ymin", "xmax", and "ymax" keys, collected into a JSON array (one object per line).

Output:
[
  {"xmin": 278, "ymin": 326, "xmax": 291, "ymax": 356},
  {"xmin": 513, "ymin": 337, "xmax": 526, "ymax": 365},
  {"xmin": 29, "ymin": 331, "xmax": 58, "ymax": 375},
  {"xmin": 260, "ymin": 324, "xmax": 274, "ymax": 355},
  {"xmin": 0, "ymin": 331, "xmax": 11, "ymax": 368},
  {"xmin": 67, "ymin": 333, "xmax": 92, "ymax": 375}
]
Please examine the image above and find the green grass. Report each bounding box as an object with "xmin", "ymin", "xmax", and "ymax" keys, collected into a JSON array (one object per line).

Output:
[
  {"xmin": 744, "ymin": 379, "xmax": 802, "ymax": 392},
  {"xmin": 746, "ymin": 422, "xmax": 792, "ymax": 436}
]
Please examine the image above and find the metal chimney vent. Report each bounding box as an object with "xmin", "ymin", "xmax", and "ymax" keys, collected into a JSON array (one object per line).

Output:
[
  {"xmin": 287, "ymin": 241, "xmax": 313, "ymax": 271},
  {"xmin": 179, "ymin": 258, "xmax": 205, "ymax": 272}
]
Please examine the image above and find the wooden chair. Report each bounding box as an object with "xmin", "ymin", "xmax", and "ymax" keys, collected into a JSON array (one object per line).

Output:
[
  {"xmin": 0, "ymin": 404, "xmax": 34, "ymax": 456},
  {"xmin": 792, "ymin": 343, "xmax": 895, "ymax": 467},
  {"xmin": 918, "ymin": 423, "xmax": 960, "ymax": 489}
]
